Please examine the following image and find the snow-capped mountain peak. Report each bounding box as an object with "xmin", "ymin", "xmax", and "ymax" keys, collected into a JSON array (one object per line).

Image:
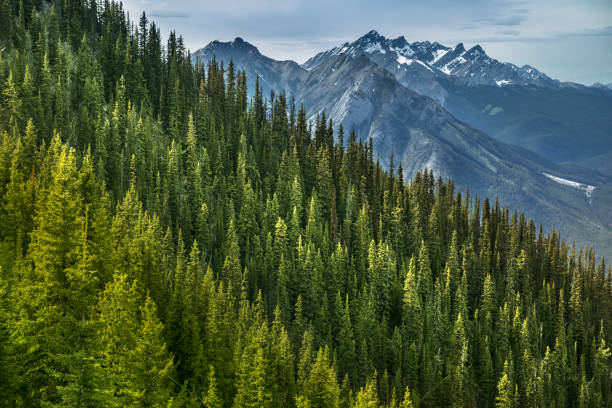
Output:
[
  {"xmin": 464, "ymin": 45, "xmax": 485, "ymax": 58},
  {"xmin": 304, "ymin": 31, "xmax": 558, "ymax": 89},
  {"xmin": 361, "ymin": 29, "xmax": 383, "ymax": 40},
  {"xmin": 390, "ymin": 35, "xmax": 408, "ymax": 47}
]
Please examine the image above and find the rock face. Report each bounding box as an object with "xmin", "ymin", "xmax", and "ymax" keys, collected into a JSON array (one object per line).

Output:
[{"xmin": 191, "ymin": 35, "xmax": 612, "ymax": 259}]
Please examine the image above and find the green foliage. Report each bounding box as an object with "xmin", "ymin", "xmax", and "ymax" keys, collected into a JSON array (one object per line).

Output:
[
  {"xmin": 304, "ymin": 348, "xmax": 340, "ymax": 408},
  {"xmin": 0, "ymin": 2, "xmax": 609, "ymax": 407},
  {"xmin": 203, "ymin": 366, "xmax": 223, "ymax": 408},
  {"xmin": 398, "ymin": 386, "xmax": 414, "ymax": 408},
  {"xmin": 496, "ymin": 361, "xmax": 515, "ymax": 408}
]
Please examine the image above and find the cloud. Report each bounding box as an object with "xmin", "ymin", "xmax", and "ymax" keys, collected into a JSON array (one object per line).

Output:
[
  {"xmin": 570, "ymin": 26, "xmax": 612, "ymax": 37},
  {"xmin": 475, "ymin": 14, "xmax": 527, "ymax": 26},
  {"xmin": 496, "ymin": 29, "xmax": 520, "ymax": 36},
  {"xmin": 476, "ymin": 25, "xmax": 612, "ymax": 43},
  {"xmin": 471, "ymin": 1, "xmax": 529, "ymax": 27},
  {"xmin": 149, "ymin": 11, "xmax": 189, "ymax": 18}
]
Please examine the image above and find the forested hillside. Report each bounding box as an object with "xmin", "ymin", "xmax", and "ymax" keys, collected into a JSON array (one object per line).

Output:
[{"xmin": 0, "ymin": 1, "xmax": 610, "ymax": 407}]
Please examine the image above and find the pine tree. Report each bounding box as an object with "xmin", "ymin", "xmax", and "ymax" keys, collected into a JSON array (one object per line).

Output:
[
  {"xmin": 270, "ymin": 307, "xmax": 296, "ymax": 407},
  {"xmin": 128, "ymin": 295, "xmax": 174, "ymax": 407},
  {"xmin": 2, "ymin": 71, "xmax": 21, "ymax": 124},
  {"xmin": 353, "ymin": 376, "xmax": 380, "ymax": 408},
  {"xmin": 97, "ymin": 272, "xmax": 140, "ymax": 406},
  {"xmin": 304, "ymin": 347, "xmax": 340, "ymax": 408},
  {"xmin": 416, "ymin": 240, "xmax": 432, "ymax": 303},
  {"xmin": 203, "ymin": 366, "xmax": 223, "ymax": 408},
  {"xmin": 10, "ymin": 140, "xmax": 99, "ymax": 405},
  {"xmin": 338, "ymin": 295, "xmax": 357, "ymax": 383},
  {"xmin": 496, "ymin": 361, "xmax": 515, "ymax": 408},
  {"xmin": 223, "ymin": 217, "xmax": 242, "ymax": 298},
  {"xmin": 403, "ymin": 256, "xmax": 421, "ymax": 342},
  {"xmin": 399, "ymin": 386, "xmax": 414, "ymax": 408},
  {"xmin": 368, "ymin": 240, "xmax": 396, "ymax": 320},
  {"xmin": 233, "ymin": 322, "xmax": 273, "ymax": 408}
]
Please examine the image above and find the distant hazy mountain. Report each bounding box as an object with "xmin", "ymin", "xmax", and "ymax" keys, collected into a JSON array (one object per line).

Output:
[
  {"xmin": 191, "ymin": 36, "xmax": 612, "ymax": 259},
  {"xmin": 591, "ymin": 82, "xmax": 612, "ymax": 91}
]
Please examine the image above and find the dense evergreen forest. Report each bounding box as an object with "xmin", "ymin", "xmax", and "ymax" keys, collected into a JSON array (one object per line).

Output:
[{"xmin": 0, "ymin": 1, "xmax": 610, "ymax": 406}]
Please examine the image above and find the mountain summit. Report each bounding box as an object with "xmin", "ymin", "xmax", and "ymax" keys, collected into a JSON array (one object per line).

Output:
[
  {"xmin": 193, "ymin": 38, "xmax": 307, "ymax": 97},
  {"xmin": 304, "ymin": 31, "xmax": 557, "ymax": 88}
]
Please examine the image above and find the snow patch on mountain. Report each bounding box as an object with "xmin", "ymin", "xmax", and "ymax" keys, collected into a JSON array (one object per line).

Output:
[
  {"xmin": 416, "ymin": 60, "xmax": 434, "ymax": 72},
  {"xmin": 438, "ymin": 65, "xmax": 452, "ymax": 75},
  {"xmin": 438, "ymin": 55, "xmax": 467, "ymax": 75},
  {"xmin": 543, "ymin": 172, "xmax": 596, "ymax": 202},
  {"xmin": 364, "ymin": 42, "xmax": 386, "ymax": 54},
  {"xmin": 396, "ymin": 55, "xmax": 435, "ymax": 73},
  {"xmin": 423, "ymin": 151, "xmax": 439, "ymax": 173},
  {"xmin": 396, "ymin": 55, "xmax": 411, "ymax": 65},
  {"xmin": 431, "ymin": 48, "xmax": 449, "ymax": 64}
]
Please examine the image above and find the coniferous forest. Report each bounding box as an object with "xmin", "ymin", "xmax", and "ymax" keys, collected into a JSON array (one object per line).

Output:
[{"xmin": 0, "ymin": 1, "xmax": 610, "ymax": 407}]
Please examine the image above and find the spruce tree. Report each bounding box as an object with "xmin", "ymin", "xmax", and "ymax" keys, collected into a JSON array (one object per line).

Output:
[
  {"xmin": 203, "ymin": 366, "xmax": 223, "ymax": 408},
  {"xmin": 304, "ymin": 347, "xmax": 340, "ymax": 408}
]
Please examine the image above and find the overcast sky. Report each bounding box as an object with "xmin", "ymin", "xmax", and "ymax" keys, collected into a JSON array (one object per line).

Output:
[{"xmin": 121, "ymin": 0, "xmax": 612, "ymax": 85}]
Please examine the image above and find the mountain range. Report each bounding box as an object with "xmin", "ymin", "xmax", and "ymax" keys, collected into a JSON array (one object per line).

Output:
[
  {"xmin": 303, "ymin": 30, "xmax": 558, "ymax": 88},
  {"xmin": 192, "ymin": 32, "xmax": 612, "ymax": 259},
  {"xmin": 303, "ymin": 31, "xmax": 612, "ymax": 166}
]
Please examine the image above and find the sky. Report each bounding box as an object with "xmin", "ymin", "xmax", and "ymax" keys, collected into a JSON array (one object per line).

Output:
[{"xmin": 121, "ymin": 0, "xmax": 612, "ymax": 85}]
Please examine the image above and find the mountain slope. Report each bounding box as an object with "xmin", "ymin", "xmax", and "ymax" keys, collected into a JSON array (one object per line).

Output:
[
  {"xmin": 297, "ymin": 53, "xmax": 612, "ymax": 257},
  {"xmin": 192, "ymin": 38, "xmax": 612, "ymax": 258},
  {"xmin": 306, "ymin": 31, "xmax": 612, "ymax": 166},
  {"xmin": 439, "ymin": 79, "xmax": 612, "ymax": 164}
]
